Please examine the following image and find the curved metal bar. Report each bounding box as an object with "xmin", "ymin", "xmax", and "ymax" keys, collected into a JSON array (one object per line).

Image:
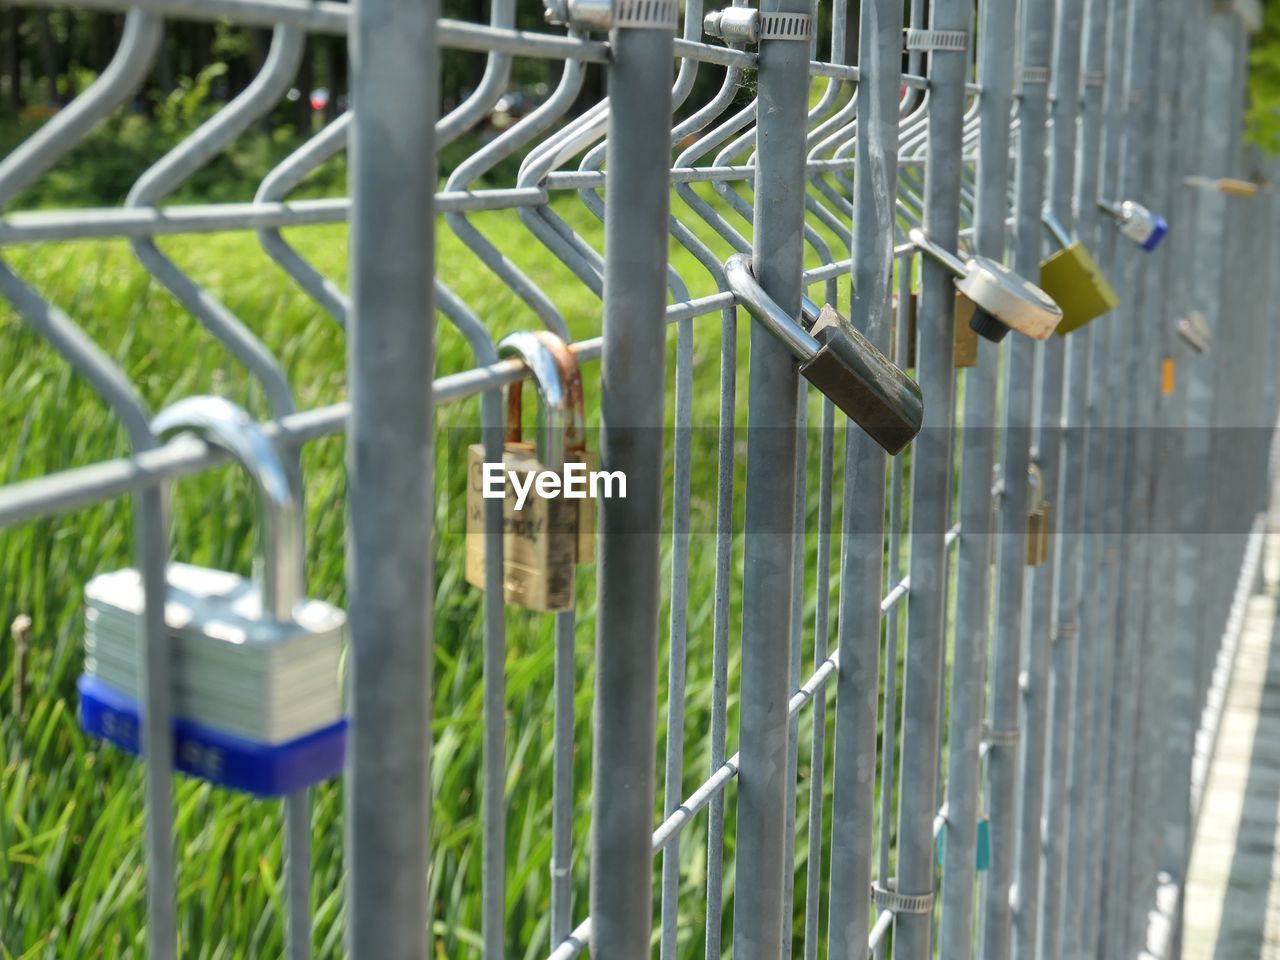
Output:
[
  {"xmin": 0, "ymin": 11, "xmax": 163, "ymax": 210},
  {"xmin": 152, "ymin": 395, "xmax": 304, "ymax": 619},
  {"xmin": 0, "ymin": 15, "xmax": 175, "ymax": 956},
  {"xmin": 126, "ymin": 25, "xmax": 305, "ymax": 420},
  {"xmin": 254, "ymin": 114, "xmax": 353, "ymax": 324}
]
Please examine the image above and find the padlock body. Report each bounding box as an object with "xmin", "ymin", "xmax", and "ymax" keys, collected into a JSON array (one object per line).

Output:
[
  {"xmin": 1026, "ymin": 501, "xmax": 1052, "ymax": 566},
  {"xmin": 78, "ymin": 674, "xmax": 347, "ymax": 797},
  {"xmin": 465, "ymin": 444, "xmax": 582, "ymax": 611},
  {"xmin": 1040, "ymin": 243, "xmax": 1119, "ymax": 335},
  {"xmin": 953, "ymin": 293, "xmax": 980, "ymax": 367},
  {"xmin": 84, "ymin": 565, "xmax": 345, "ymax": 744},
  {"xmin": 801, "ymin": 305, "xmax": 924, "ymax": 456}
]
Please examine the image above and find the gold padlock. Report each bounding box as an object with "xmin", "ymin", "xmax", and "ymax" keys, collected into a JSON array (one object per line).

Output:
[
  {"xmin": 1026, "ymin": 463, "xmax": 1050, "ymax": 567},
  {"xmin": 465, "ymin": 331, "xmax": 595, "ymax": 611},
  {"xmin": 1038, "ymin": 212, "xmax": 1119, "ymax": 336},
  {"xmin": 953, "ymin": 292, "xmax": 980, "ymax": 368},
  {"xmin": 890, "ymin": 290, "xmax": 978, "ymax": 368}
]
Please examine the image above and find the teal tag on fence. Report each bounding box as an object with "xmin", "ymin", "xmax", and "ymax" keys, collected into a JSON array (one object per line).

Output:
[{"xmin": 937, "ymin": 817, "xmax": 992, "ymax": 872}]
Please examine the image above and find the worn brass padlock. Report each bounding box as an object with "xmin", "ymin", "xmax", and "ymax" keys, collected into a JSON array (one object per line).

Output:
[
  {"xmin": 1039, "ymin": 211, "xmax": 1119, "ymax": 336},
  {"xmin": 80, "ymin": 397, "xmax": 347, "ymax": 797},
  {"xmin": 465, "ymin": 330, "xmax": 595, "ymax": 611},
  {"xmin": 891, "ymin": 290, "xmax": 980, "ymax": 369},
  {"xmin": 724, "ymin": 255, "xmax": 924, "ymax": 455},
  {"xmin": 910, "ymin": 228, "xmax": 1063, "ymax": 343},
  {"xmin": 1025, "ymin": 464, "xmax": 1051, "ymax": 567},
  {"xmin": 1185, "ymin": 175, "xmax": 1259, "ymax": 198}
]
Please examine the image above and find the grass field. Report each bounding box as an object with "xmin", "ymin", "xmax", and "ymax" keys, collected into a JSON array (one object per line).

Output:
[{"xmin": 0, "ymin": 179, "xmax": 926, "ymax": 959}]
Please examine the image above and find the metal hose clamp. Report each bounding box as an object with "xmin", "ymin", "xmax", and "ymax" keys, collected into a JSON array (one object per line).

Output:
[
  {"xmin": 704, "ymin": 8, "xmax": 813, "ymax": 43},
  {"xmin": 903, "ymin": 28, "xmax": 968, "ymax": 51},
  {"xmin": 871, "ymin": 878, "xmax": 935, "ymax": 915},
  {"xmin": 546, "ymin": 0, "xmax": 677, "ymax": 31}
]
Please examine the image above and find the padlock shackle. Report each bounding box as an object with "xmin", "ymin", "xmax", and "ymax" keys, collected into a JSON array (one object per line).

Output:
[
  {"xmin": 152, "ymin": 396, "xmax": 305, "ymax": 622},
  {"xmin": 1041, "ymin": 210, "xmax": 1073, "ymax": 251},
  {"xmin": 724, "ymin": 254, "xmax": 821, "ymax": 362},
  {"xmin": 1096, "ymin": 197, "xmax": 1124, "ymax": 220},
  {"xmin": 498, "ymin": 330, "xmax": 587, "ymax": 469},
  {"xmin": 907, "ymin": 228, "xmax": 968, "ymax": 279}
]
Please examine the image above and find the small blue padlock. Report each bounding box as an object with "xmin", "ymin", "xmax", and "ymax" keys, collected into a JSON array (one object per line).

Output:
[
  {"xmin": 80, "ymin": 397, "xmax": 346, "ymax": 796},
  {"xmin": 1100, "ymin": 199, "xmax": 1168, "ymax": 252}
]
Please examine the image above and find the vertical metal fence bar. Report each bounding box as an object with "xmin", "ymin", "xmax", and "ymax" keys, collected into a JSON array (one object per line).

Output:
[
  {"xmin": 1055, "ymin": 0, "xmax": 1111, "ymax": 951},
  {"xmin": 893, "ymin": 0, "xmax": 969, "ymax": 951},
  {"xmin": 732, "ymin": 0, "xmax": 809, "ymax": 950},
  {"xmin": 659, "ymin": 306, "xmax": 694, "ymax": 960},
  {"xmin": 345, "ymin": 0, "xmax": 437, "ymax": 955},
  {"xmin": 982, "ymin": 0, "xmax": 1053, "ymax": 952},
  {"xmin": 937, "ymin": 0, "xmax": 1016, "ymax": 951},
  {"xmin": 827, "ymin": 0, "xmax": 902, "ymax": 947},
  {"xmin": 1014, "ymin": 0, "xmax": 1082, "ymax": 950},
  {"xmin": 1129, "ymin": 1, "xmax": 1186, "ymax": 947},
  {"xmin": 704, "ymin": 305, "xmax": 738, "ymax": 960},
  {"xmin": 588, "ymin": 11, "xmax": 675, "ymax": 959},
  {"xmin": 1080, "ymin": 0, "xmax": 1130, "ymax": 949},
  {"xmin": 1099, "ymin": 0, "xmax": 1157, "ymax": 949}
]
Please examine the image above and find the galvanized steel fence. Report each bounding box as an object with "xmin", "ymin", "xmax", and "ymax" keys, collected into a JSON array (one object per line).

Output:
[{"xmin": 0, "ymin": 0, "xmax": 1277, "ymax": 957}]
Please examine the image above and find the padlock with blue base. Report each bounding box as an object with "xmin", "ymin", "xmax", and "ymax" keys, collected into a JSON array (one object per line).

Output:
[
  {"xmin": 79, "ymin": 396, "xmax": 347, "ymax": 798},
  {"xmin": 1039, "ymin": 210, "xmax": 1119, "ymax": 336},
  {"xmin": 1099, "ymin": 199, "xmax": 1168, "ymax": 252}
]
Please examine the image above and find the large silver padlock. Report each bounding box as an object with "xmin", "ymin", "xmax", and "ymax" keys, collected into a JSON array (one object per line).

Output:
[
  {"xmin": 724, "ymin": 254, "xmax": 924, "ymax": 455},
  {"xmin": 909, "ymin": 228, "xmax": 1063, "ymax": 343},
  {"xmin": 79, "ymin": 396, "xmax": 347, "ymax": 797}
]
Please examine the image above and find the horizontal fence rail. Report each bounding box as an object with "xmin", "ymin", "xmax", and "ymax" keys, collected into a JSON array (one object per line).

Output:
[{"xmin": 0, "ymin": 0, "xmax": 1276, "ymax": 958}]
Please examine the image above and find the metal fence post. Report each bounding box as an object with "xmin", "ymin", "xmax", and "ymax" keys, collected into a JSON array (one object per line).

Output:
[
  {"xmin": 937, "ymin": 0, "xmax": 1016, "ymax": 953},
  {"xmin": 1016, "ymin": 0, "xmax": 1084, "ymax": 949},
  {"xmin": 981, "ymin": 0, "xmax": 1052, "ymax": 953},
  {"xmin": 1055, "ymin": 0, "xmax": 1114, "ymax": 952},
  {"xmin": 892, "ymin": 0, "xmax": 969, "ymax": 954},
  {"xmin": 827, "ymin": 0, "xmax": 902, "ymax": 949},
  {"xmin": 588, "ymin": 7, "xmax": 675, "ymax": 958},
  {"xmin": 345, "ymin": 0, "xmax": 437, "ymax": 955},
  {"xmin": 731, "ymin": 0, "xmax": 811, "ymax": 954}
]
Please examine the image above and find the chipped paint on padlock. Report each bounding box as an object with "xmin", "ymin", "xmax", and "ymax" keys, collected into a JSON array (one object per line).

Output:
[{"xmin": 465, "ymin": 330, "xmax": 595, "ymax": 612}]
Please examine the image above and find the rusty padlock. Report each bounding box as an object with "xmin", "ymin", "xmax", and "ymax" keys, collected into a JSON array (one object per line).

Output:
[
  {"xmin": 723, "ymin": 255, "xmax": 924, "ymax": 455},
  {"xmin": 465, "ymin": 331, "xmax": 596, "ymax": 611},
  {"xmin": 1039, "ymin": 210, "xmax": 1119, "ymax": 336}
]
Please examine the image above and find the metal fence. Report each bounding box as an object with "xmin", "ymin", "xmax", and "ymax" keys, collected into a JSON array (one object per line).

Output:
[{"xmin": 0, "ymin": 0, "xmax": 1277, "ymax": 957}]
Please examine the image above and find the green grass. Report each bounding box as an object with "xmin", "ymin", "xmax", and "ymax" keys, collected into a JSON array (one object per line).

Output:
[{"xmin": 0, "ymin": 176, "xmax": 924, "ymax": 958}]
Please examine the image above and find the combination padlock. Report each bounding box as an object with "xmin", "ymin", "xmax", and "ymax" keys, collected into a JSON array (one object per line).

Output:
[
  {"xmin": 465, "ymin": 330, "xmax": 595, "ymax": 611},
  {"xmin": 1098, "ymin": 198, "xmax": 1168, "ymax": 251},
  {"xmin": 1025, "ymin": 463, "xmax": 1051, "ymax": 567},
  {"xmin": 723, "ymin": 254, "xmax": 924, "ymax": 456},
  {"xmin": 80, "ymin": 397, "xmax": 347, "ymax": 797},
  {"xmin": 1038, "ymin": 211, "xmax": 1119, "ymax": 336},
  {"xmin": 909, "ymin": 228, "xmax": 1063, "ymax": 343}
]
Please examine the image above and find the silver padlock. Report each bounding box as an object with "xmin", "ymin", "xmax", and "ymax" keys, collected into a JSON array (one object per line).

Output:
[
  {"xmin": 724, "ymin": 254, "xmax": 924, "ymax": 455},
  {"xmin": 79, "ymin": 396, "xmax": 347, "ymax": 796},
  {"xmin": 1177, "ymin": 311, "xmax": 1211, "ymax": 354},
  {"xmin": 1098, "ymin": 198, "xmax": 1168, "ymax": 251},
  {"xmin": 909, "ymin": 227, "xmax": 1063, "ymax": 343}
]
